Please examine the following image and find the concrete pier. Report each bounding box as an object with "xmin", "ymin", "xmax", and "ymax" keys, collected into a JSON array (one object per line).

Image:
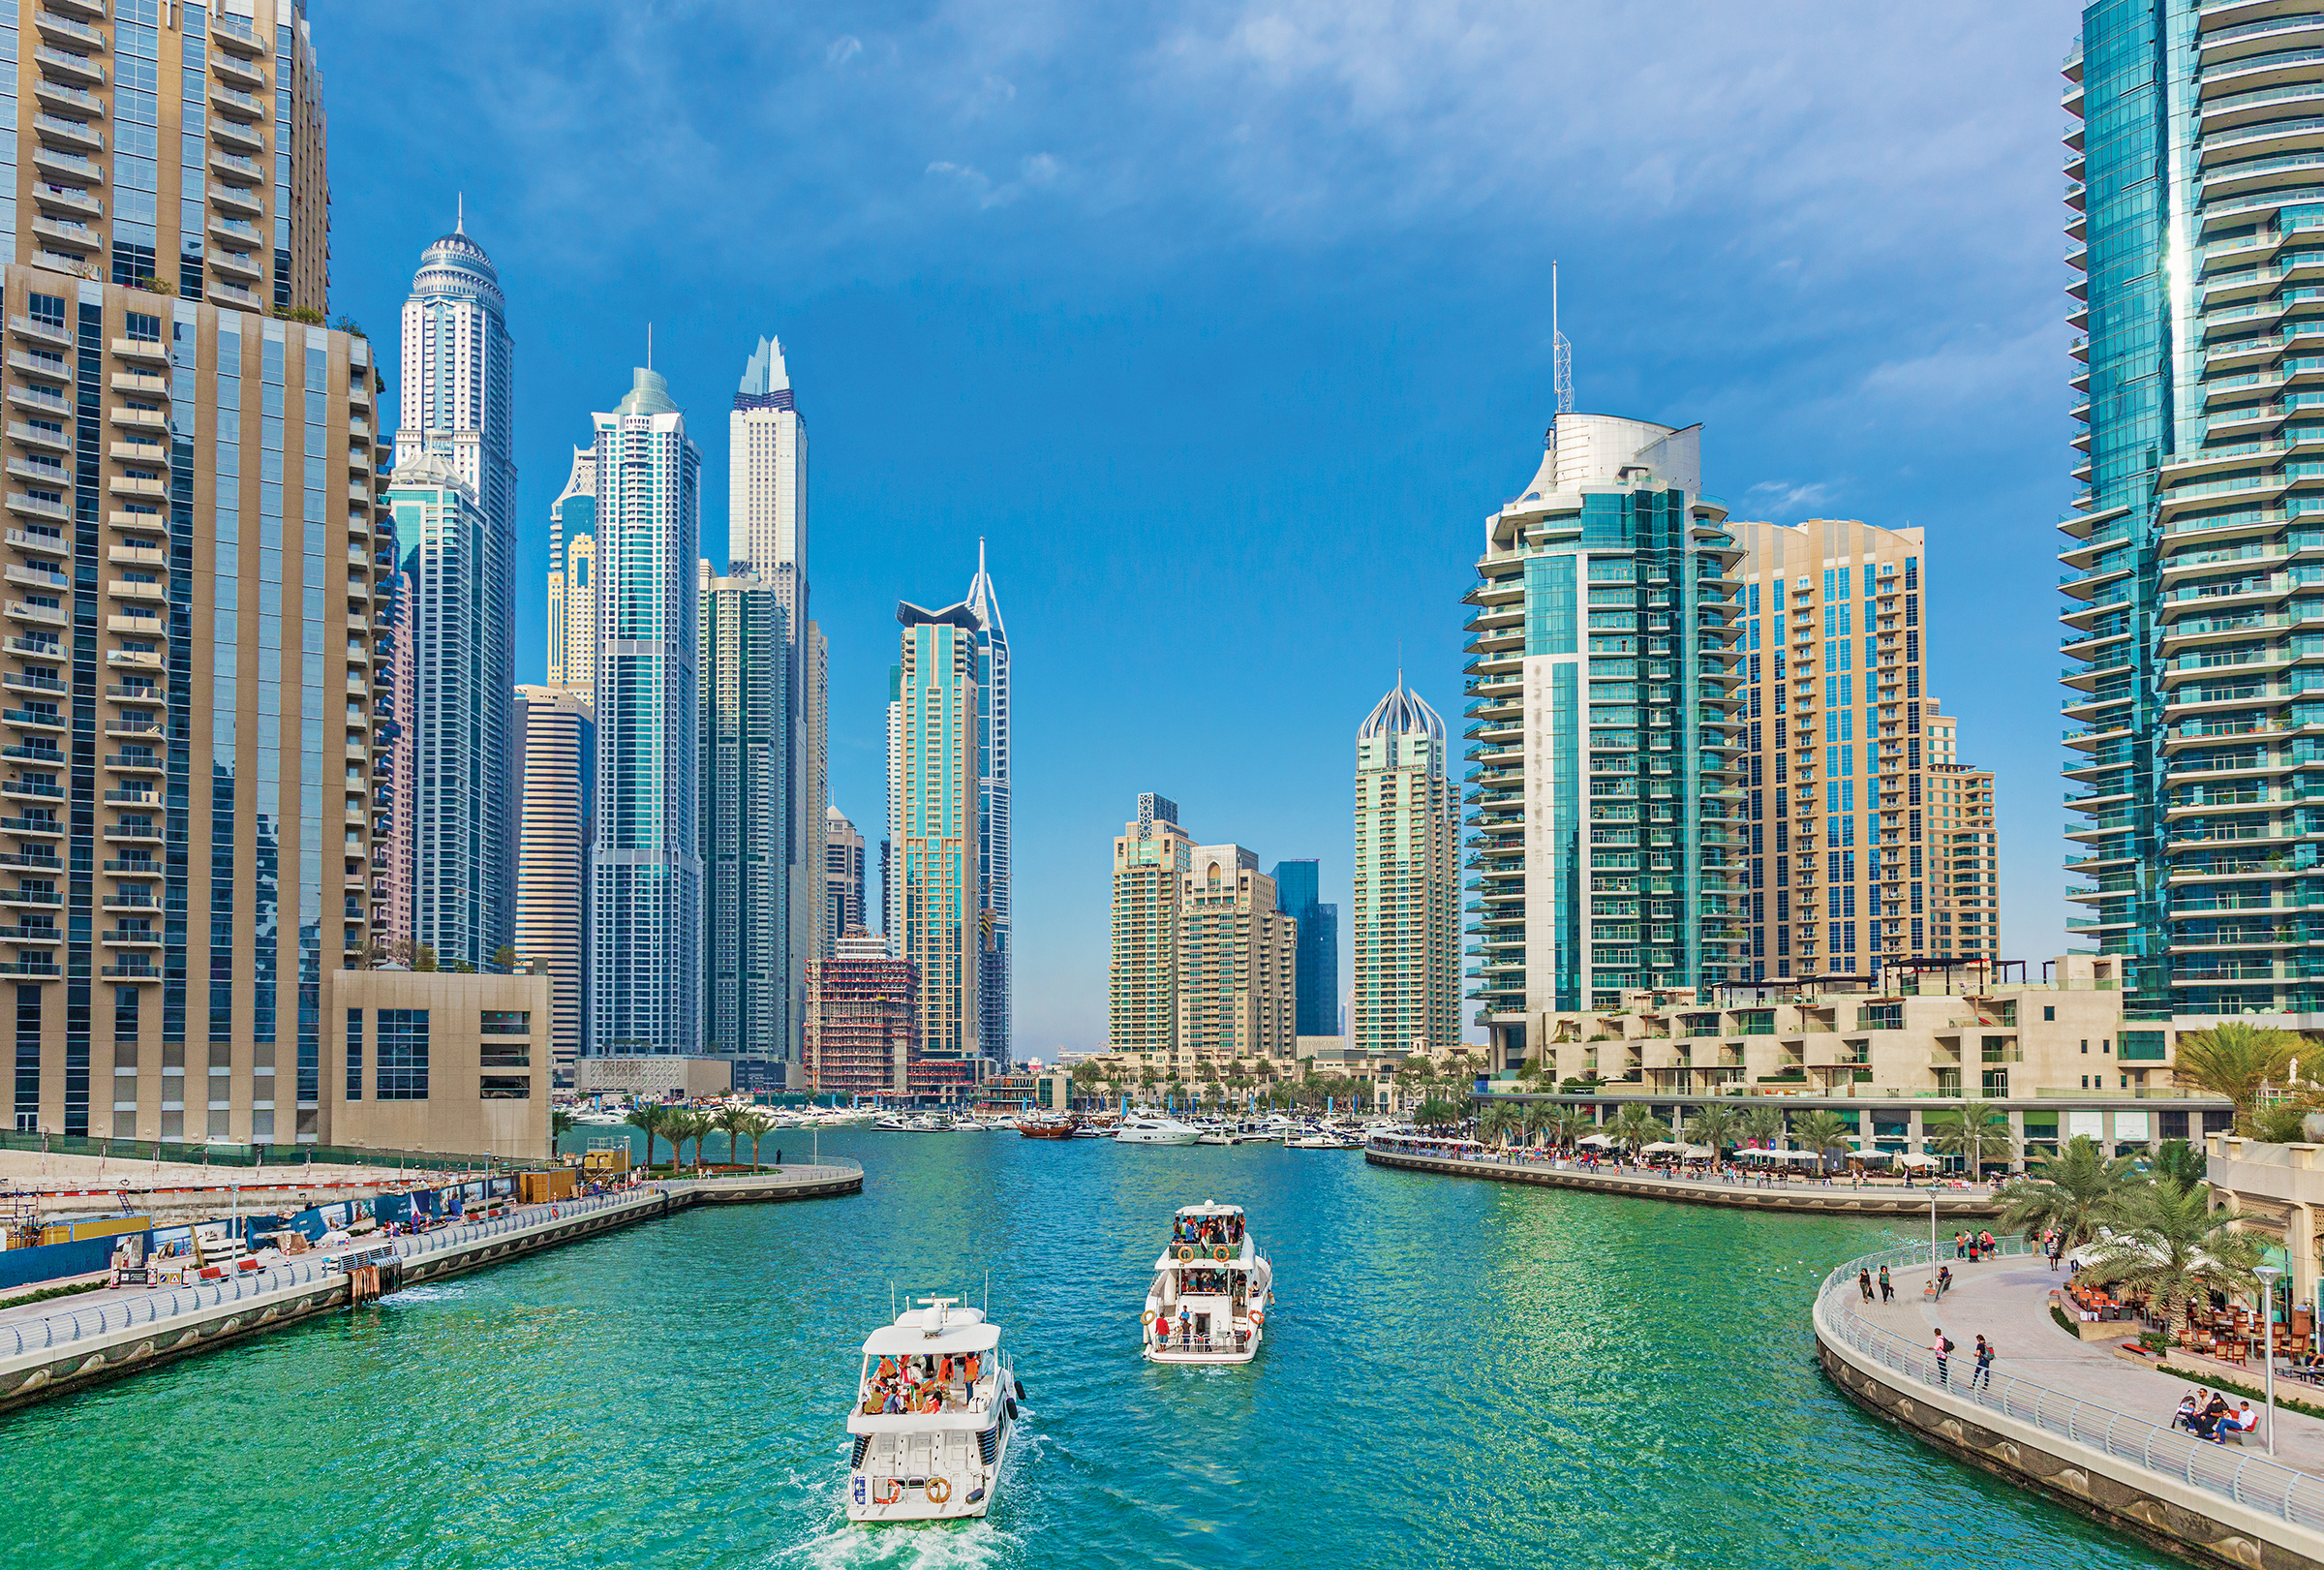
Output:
[{"xmin": 0, "ymin": 1162, "xmax": 860, "ymax": 1418}]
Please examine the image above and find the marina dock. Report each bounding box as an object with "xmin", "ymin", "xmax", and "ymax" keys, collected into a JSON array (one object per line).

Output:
[
  {"xmin": 1364, "ymin": 1141, "xmax": 2003, "ymax": 1217},
  {"xmin": 0, "ymin": 1162, "xmax": 861, "ymax": 1418}
]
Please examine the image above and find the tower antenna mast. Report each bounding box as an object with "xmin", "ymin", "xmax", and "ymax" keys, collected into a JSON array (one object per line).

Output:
[{"xmin": 1552, "ymin": 261, "xmax": 1574, "ymax": 416}]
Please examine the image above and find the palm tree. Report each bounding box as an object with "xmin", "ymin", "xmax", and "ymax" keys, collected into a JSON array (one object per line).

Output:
[
  {"xmin": 624, "ymin": 1105, "xmax": 667, "ymax": 1171},
  {"xmin": 1685, "ymin": 1103, "xmax": 1738, "ymax": 1158},
  {"xmin": 1740, "ymin": 1104, "xmax": 1787, "ymax": 1152},
  {"xmin": 2173, "ymin": 1022, "xmax": 2307, "ymax": 1125},
  {"xmin": 1070, "ymin": 1062, "xmax": 1103, "ymax": 1109},
  {"xmin": 741, "ymin": 1109, "xmax": 777, "ymax": 1170},
  {"xmin": 551, "ymin": 1109, "xmax": 574, "ymax": 1147},
  {"xmin": 1790, "ymin": 1109, "xmax": 1851, "ymax": 1173},
  {"xmin": 715, "ymin": 1104, "xmax": 756, "ymax": 1170},
  {"xmin": 1478, "ymin": 1102, "xmax": 1521, "ymax": 1147},
  {"xmin": 1930, "ymin": 1098, "xmax": 2013, "ymax": 1178},
  {"xmin": 1546, "ymin": 1107, "xmax": 1594, "ymax": 1151},
  {"xmin": 675, "ymin": 1110, "xmax": 713, "ymax": 1171},
  {"xmin": 2077, "ymin": 1179, "xmax": 2263, "ymax": 1344},
  {"xmin": 1994, "ymin": 1135, "xmax": 2138, "ymax": 1250},
  {"xmin": 2153, "ymin": 1138, "xmax": 2207, "ymax": 1190},
  {"xmin": 1607, "ymin": 1102, "xmax": 1670, "ymax": 1158}
]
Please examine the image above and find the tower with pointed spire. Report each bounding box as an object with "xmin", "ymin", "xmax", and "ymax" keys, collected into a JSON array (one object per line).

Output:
[
  {"xmin": 963, "ymin": 541, "xmax": 1012, "ymax": 1066},
  {"xmin": 1352, "ymin": 676, "xmax": 1459, "ymax": 1057}
]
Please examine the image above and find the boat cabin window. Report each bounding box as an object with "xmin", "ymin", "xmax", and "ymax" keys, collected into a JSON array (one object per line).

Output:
[
  {"xmin": 1171, "ymin": 1212, "xmax": 1243, "ymax": 1247},
  {"xmin": 858, "ymin": 1348, "xmax": 991, "ymax": 1416}
]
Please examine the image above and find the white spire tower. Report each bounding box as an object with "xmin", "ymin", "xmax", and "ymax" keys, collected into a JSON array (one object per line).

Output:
[{"xmin": 964, "ymin": 539, "xmax": 1011, "ymax": 1066}]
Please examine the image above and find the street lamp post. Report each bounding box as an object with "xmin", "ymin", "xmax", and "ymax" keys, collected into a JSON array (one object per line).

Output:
[{"xmin": 2258, "ymin": 1263, "xmax": 2285, "ymax": 1456}]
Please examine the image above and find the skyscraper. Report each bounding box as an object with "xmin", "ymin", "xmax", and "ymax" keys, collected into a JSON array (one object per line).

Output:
[
  {"xmin": 392, "ymin": 220, "xmax": 515, "ymax": 969},
  {"xmin": 892, "ymin": 600, "xmax": 982, "ymax": 1088},
  {"xmin": 1176, "ymin": 847, "xmax": 1298, "ymax": 1064},
  {"xmin": 1460, "ymin": 415, "xmax": 1746, "ymax": 1068},
  {"xmin": 699, "ymin": 565, "xmax": 788, "ymax": 1081},
  {"xmin": 514, "ymin": 685, "xmax": 592, "ymax": 1086},
  {"xmin": 884, "ymin": 665, "xmax": 902, "ymax": 945},
  {"xmin": 1728, "ymin": 519, "xmax": 1930, "ymax": 982},
  {"xmin": 545, "ymin": 448, "xmax": 596, "ymax": 695},
  {"xmin": 1111, "ymin": 795, "xmax": 1192, "ymax": 1053},
  {"xmin": 804, "ymin": 929, "xmax": 917, "ymax": 1098},
  {"xmin": 728, "ymin": 335, "xmax": 824, "ymax": 1056},
  {"xmin": 2062, "ymin": 15, "xmax": 2323, "ymax": 1013},
  {"xmin": 1923, "ymin": 701, "xmax": 2001, "ymax": 967},
  {"xmin": 1352, "ymin": 679, "xmax": 1458, "ymax": 1055},
  {"xmin": 0, "ymin": 3, "xmax": 331, "ymax": 311},
  {"xmin": 963, "ymin": 542, "xmax": 1011, "ymax": 1066},
  {"xmin": 383, "ymin": 449, "xmax": 511, "ymax": 970},
  {"xmin": 587, "ymin": 367, "xmax": 701, "ymax": 1058},
  {"xmin": 1270, "ymin": 860, "xmax": 1338, "ymax": 1039},
  {"xmin": 826, "ymin": 805, "xmax": 867, "ymax": 941}
]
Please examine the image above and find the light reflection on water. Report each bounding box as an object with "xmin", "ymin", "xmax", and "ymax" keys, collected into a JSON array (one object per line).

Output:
[{"xmin": 11, "ymin": 1131, "xmax": 2171, "ymax": 1570}]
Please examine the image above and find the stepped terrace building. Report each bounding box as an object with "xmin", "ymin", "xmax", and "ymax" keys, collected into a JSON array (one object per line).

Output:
[{"xmin": 1461, "ymin": 413, "xmax": 1747, "ymax": 1071}]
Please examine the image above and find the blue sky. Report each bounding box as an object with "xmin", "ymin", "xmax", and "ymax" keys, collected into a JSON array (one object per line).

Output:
[{"xmin": 319, "ymin": 0, "xmax": 2080, "ymax": 1055}]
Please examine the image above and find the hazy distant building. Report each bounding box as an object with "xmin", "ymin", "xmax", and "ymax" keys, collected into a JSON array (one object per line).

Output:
[
  {"xmin": 700, "ymin": 567, "xmax": 789, "ymax": 1081},
  {"xmin": 1271, "ymin": 860, "xmax": 1338, "ymax": 1040},
  {"xmin": 826, "ymin": 805, "xmax": 867, "ymax": 949},
  {"xmin": 587, "ymin": 368, "xmax": 702, "ymax": 1058},
  {"xmin": 545, "ymin": 448, "xmax": 597, "ymax": 695},
  {"xmin": 515, "ymin": 686, "xmax": 593, "ymax": 1085},
  {"xmin": 1351, "ymin": 678, "xmax": 1458, "ymax": 1055}
]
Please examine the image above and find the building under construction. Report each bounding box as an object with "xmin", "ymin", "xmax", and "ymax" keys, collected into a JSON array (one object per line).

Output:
[{"xmin": 805, "ymin": 930, "xmax": 919, "ymax": 1098}]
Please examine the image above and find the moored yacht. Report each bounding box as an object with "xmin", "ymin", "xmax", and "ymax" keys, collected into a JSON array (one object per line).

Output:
[
  {"xmin": 1116, "ymin": 1114, "xmax": 1200, "ymax": 1146},
  {"xmin": 1142, "ymin": 1202, "xmax": 1272, "ymax": 1364},
  {"xmin": 846, "ymin": 1296, "xmax": 1023, "ymax": 1523}
]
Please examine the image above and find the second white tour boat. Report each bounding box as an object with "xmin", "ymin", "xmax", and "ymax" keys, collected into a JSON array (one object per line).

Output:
[
  {"xmin": 846, "ymin": 1296, "xmax": 1022, "ymax": 1523},
  {"xmin": 1142, "ymin": 1202, "xmax": 1272, "ymax": 1364}
]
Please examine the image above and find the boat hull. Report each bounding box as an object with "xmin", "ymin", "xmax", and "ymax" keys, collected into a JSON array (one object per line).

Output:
[{"xmin": 1116, "ymin": 1131, "xmax": 1199, "ymax": 1146}]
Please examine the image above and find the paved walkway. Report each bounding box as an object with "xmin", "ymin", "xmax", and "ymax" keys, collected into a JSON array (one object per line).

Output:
[{"xmin": 1840, "ymin": 1255, "xmax": 2324, "ymax": 1477}]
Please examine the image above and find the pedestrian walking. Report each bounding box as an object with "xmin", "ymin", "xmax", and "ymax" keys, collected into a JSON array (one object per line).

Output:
[
  {"xmin": 1972, "ymin": 1335, "xmax": 1995, "ymax": 1390},
  {"xmin": 1933, "ymin": 1328, "xmax": 1954, "ymax": 1385},
  {"xmin": 1879, "ymin": 1265, "xmax": 1894, "ymax": 1304},
  {"xmin": 1859, "ymin": 1268, "xmax": 1875, "ymax": 1302}
]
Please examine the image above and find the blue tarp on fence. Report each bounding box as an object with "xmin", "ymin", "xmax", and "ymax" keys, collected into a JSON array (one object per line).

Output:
[{"xmin": 0, "ymin": 1232, "xmax": 148, "ymax": 1291}]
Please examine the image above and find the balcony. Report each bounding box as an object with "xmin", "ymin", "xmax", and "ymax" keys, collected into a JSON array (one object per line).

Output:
[
  {"xmin": 107, "ymin": 373, "xmax": 167, "ymax": 400},
  {"xmin": 33, "ymin": 47, "xmax": 105, "ymax": 88},
  {"xmin": 107, "ymin": 405, "xmax": 164, "ymax": 432},
  {"xmin": 206, "ymin": 212, "xmax": 261, "ymax": 247},
  {"xmin": 210, "ymin": 48, "xmax": 265, "ymax": 89},
  {"xmin": 204, "ymin": 279, "xmax": 260, "ymax": 311},
  {"xmin": 99, "ymin": 928, "xmax": 160, "ymax": 947},
  {"xmin": 30, "ymin": 145, "xmax": 99, "ymax": 186},
  {"xmin": 28, "ymin": 216, "xmax": 97, "ymax": 254},
  {"xmin": 210, "ymin": 12, "xmax": 265, "ymax": 55},
  {"xmin": 31, "ymin": 77, "xmax": 99, "ymax": 114},
  {"xmin": 101, "ymin": 822, "xmax": 160, "ymax": 843},
  {"xmin": 209, "ymin": 247, "xmax": 263, "ymax": 281},
  {"xmin": 31, "ymin": 112, "xmax": 100, "ymax": 153},
  {"xmin": 211, "ymin": 116, "xmax": 264, "ymax": 154}
]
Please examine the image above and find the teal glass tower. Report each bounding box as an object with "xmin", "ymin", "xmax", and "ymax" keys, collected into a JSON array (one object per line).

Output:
[
  {"xmin": 1270, "ymin": 860, "xmax": 1338, "ymax": 1038},
  {"xmin": 2063, "ymin": 4, "xmax": 2324, "ymax": 1013},
  {"xmin": 1461, "ymin": 415, "xmax": 1746, "ymax": 1069}
]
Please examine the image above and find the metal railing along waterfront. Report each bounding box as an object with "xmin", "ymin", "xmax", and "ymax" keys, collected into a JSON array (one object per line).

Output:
[
  {"xmin": 1816, "ymin": 1239, "xmax": 2324, "ymax": 1531},
  {"xmin": 0, "ymin": 1187, "xmax": 662, "ymax": 1360}
]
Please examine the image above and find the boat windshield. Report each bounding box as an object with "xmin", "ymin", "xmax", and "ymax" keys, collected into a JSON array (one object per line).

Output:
[
  {"xmin": 1170, "ymin": 1211, "xmax": 1243, "ymax": 1249},
  {"xmin": 858, "ymin": 1348, "xmax": 995, "ymax": 1417}
]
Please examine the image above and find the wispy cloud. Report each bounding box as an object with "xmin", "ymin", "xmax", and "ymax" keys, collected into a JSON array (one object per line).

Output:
[{"xmin": 1744, "ymin": 479, "xmax": 1837, "ymax": 518}]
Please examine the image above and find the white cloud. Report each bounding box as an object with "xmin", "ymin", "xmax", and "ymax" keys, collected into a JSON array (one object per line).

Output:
[
  {"xmin": 1743, "ymin": 479, "xmax": 1837, "ymax": 518},
  {"xmin": 826, "ymin": 33, "xmax": 863, "ymax": 65}
]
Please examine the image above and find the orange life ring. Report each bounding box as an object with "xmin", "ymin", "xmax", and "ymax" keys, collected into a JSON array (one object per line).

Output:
[
  {"xmin": 926, "ymin": 1476, "xmax": 953, "ymax": 1505},
  {"xmin": 873, "ymin": 1478, "xmax": 903, "ymax": 1506},
  {"xmin": 1175, "ymin": 1245, "xmax": 1194, "ymax": 1262},
  {"xmin": 1212, "ymin": 1246, "xmax": 1230, "ymax": 1262},
  {"xmin": 1141, "ymin": 1308, "xmax": 1156, "ymax": 1325},
  {"xmin": 1249, "ymin": 1308, "xmax": 1264, "ymax": 1326}
]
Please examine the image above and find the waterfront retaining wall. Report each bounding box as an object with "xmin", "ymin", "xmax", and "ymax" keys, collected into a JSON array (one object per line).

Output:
[
  {"xmin": 1364, "ymin": 1145, "xmax": 2003, "ymax": 1217},
  {"xmin": 0, "ymin": 1165, "xmax": 861, "ymax": 1419}
]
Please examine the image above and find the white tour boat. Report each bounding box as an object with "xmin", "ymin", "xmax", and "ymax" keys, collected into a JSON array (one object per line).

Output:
[
  {"xmin": 1142, "ymin": 1202, "xmax": 1273, "ymax": 1364},
  {"xmin": 846, "ymin": 1296, "xmax": 1022, "ymax": 1523},
  {"xmin": 1116, "ymin": 1114, "xmax": 1201, "ymax": 1146}
]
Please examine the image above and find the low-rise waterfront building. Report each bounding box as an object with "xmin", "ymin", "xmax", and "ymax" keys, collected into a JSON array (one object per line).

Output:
[
  {"xmin": 2204, "ymin": 1131, "xmax": 2324, "ymax": 1340},
  {"xmin": 326, "ymin": 969, "xmax": 552, "ymax": 1160},
  {"xmin": 1488, "ymin": 953, "xmax": 2233, "ymax": 1162}
]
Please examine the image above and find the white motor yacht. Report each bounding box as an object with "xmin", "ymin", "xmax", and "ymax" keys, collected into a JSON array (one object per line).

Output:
[
  {"xmin": 1143, "ymin": 1203, "xmax": 1272, "ymax": 1364},
  {"xmin": 1116, "ymin": 1115, "xmax": 1201, "ymax": 1146},
  {"xmin": 846, "ymin": 1297, "xmax": 1022, "ymax": 1522}
]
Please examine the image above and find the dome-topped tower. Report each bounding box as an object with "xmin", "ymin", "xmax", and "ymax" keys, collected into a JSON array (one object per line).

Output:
[
  {"xmin": 1352, "ymin": 671, "xmax": 1459, "ymax": 1058},
  {"xmin": 410, "ymin": 204, "xmax": 504, "ymax": 307}
]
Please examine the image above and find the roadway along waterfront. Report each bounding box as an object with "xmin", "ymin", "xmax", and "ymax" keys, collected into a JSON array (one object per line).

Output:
[{"xmin": 9, "ymin": 1129, "xmax": 2178, "ymax": 1569}]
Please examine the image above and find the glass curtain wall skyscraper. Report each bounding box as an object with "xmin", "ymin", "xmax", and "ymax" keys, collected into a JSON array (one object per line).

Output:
[
  {"xmin": 1461, "ymin": 415, "xmax": 1746, "ymax": 1070},
  {"xmin": 963, "ymin": 541, "xmax": 1010, "ymax": 1065},
  {"xmin": 2062, "ymin": 7, "xmax": 2324, "ymax": 1014},
  {"xmin": 1269, "ymin": 859, "xmax": 1338, "ymax": 1039},
  {"xmin": 729, "ymin": 335, "xmax": 823, "ymax": 1053},
  {"xmin": 699, "ymin": 566, "xmax": 788, "ymax": 1082},
  {"xmin": 893, "ymin": 601, "xmax": 981, "ymax": 1085},
  {"xmin": 587, "ymin": 368, "xmax": 701, "ymax": 1056}
]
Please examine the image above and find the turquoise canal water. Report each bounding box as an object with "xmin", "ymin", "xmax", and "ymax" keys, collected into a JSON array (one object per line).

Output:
[{"xmin": 14, "ymin": 1130, "xmax": 2173, "ymax": 1570}]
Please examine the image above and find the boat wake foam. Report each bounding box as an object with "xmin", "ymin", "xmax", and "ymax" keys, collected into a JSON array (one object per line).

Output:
[{"xmin": 786, "ymin": 1512, "xmax": 1019, "ymax": 1569}]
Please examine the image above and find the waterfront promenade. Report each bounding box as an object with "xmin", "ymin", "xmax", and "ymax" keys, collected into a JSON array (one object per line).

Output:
[
  {"xmin": 0, "ymin": 1162, "xmax": 861, "ymax": 1416},
  {"xmin": 1815, "ymin": 1240, "xmax": 2324, "ymax": 1567},
  {"xmin": 1366, "ymin": 1138, "xmax": 2003, "ymax": 1216}
]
